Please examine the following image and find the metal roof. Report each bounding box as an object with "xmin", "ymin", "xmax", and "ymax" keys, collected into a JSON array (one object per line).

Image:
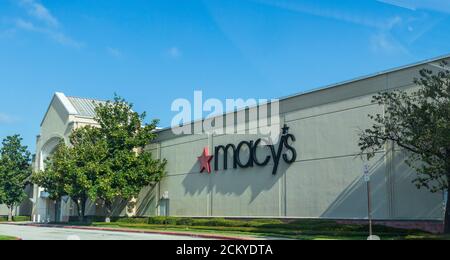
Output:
[
  {"xmin": 66, "ymin": 96, "xmax": 105, "ymax": 118},
  {"xmin": 40, "ymin": 93, "xmax": 105, "ymax": 126}
]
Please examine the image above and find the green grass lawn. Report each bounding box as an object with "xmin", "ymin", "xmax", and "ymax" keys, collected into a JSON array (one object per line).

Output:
[
  {"xmin": 0, "ymin": 216, "xmax": 31, "ymax": 222},
  {"xmin": 63, "ymin": 217, "xmax": 449, "ymax": 240},
  {"xmin": 0, "ymin": 235, "xmax": 17, "ymax": 241}
]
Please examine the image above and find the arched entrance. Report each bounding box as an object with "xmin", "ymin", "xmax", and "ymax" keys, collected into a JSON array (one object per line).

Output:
[{"xmin": 35, "ymin": 136, "xmax": 65, "ymax": 223}]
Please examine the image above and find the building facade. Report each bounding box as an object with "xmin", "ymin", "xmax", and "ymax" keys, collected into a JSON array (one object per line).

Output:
[
  {"xmin": 30, "ymin": 56, "xmax": 449, "ymax": 222},
  {"xmin": 32, "ymin": 93, "xmax": 102, "ymax": 222}
]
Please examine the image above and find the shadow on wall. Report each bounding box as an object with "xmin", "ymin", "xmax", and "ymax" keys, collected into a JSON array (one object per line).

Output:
[
  {"xmin": 135, "ymin": 185, "xmax": 157, "ymax": 216},
  {"xmin": 18, "ymin": 185, "xmax": 34, "ymax": 216},
  {"xmin": 181, "ymin": 141, "xmax": 285, "ymax": 203},
  {"xmin": 94, "ymin": 143, "xmax": 441, "ymax": 219},
  {"xmin": 320, "ymin": 155, "xmax": 388, "ymax": 219},
  {"xmin": 321, "ymin": 152, "xmax": 442, "ymax": 220},
  {"xmin": 0, "ymin": 184, "xmax": 35, "ymax": 216},
  {"xmin": 391, "ymin": 151, "xmax": 442, "ymax": 219},
  {"xmin": 182, "ymin": 166, "xmax": 284, "ymax": 203},
  {"xmin": 93, "ymin": 185, "xmax": 158, "ymax": 217},
  {"xmin": 94, "ymin": 199, "xmax": 127, "ymax": 217},
  {"xmin": 84, "ymin": 199, "xmax": 98, "ymax": 216}
]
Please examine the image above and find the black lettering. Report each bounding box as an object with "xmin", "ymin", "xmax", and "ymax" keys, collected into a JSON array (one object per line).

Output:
[
  {"xmin": 283, "ymin": 134, "xmax": 297, "ymax": 164},
  {"xmin": 269, "ymin": 137, "xmax": 285, "ymax": 175},
  {"xmin": 214, "ymin": 144, "xmax": 237, "ymax": 171},
  {"xmin": 212, "ymin": 126, "xmax": 297, "ymax": 174},
  {"xmin": 235, "ymin": 141, "xmax": 254, "ymax": 168},
  {"xmin": 252, "ymin": 139, "xmax": 271, "ymax": 166}
]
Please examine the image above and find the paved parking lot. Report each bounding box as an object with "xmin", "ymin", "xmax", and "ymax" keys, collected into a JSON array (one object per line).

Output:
[{"xmin": 0, "ymin": 224, "xmax": 206, "ymax": 240}]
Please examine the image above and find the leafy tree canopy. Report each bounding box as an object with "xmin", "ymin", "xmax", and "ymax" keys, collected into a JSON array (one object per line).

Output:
[
  {"xmin": 359, "ymin": 62, "xmax": 450, "ymax": 233},
  {"xmin": 0, "ymin": 135, "xmax": 32, "ymax": 220},
  {"xmin": 33, "ymin": 95, "xmax": 166, "ymax": 221},
  {"xmin": 93, "ymin": 95, "xmax": 166, "ymax": 216}
]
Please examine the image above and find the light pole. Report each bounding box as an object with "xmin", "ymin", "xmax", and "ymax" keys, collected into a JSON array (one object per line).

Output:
[{"xmin": 364, "ymin": 164, "xmax": 379, "ymax": 240}]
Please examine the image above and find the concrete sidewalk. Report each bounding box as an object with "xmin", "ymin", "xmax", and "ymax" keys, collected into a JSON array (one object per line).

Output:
[
  {"xmin": 2, "ymin": 222, "xmax": 258, "ymax": 240},
  {"xmin": 0, "ymin": 223, "xmax": 212, "ymax": 240}
]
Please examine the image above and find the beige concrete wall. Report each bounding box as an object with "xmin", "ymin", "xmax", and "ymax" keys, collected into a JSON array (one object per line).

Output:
[
  {"xmin": 0, "ymin": 205, "xmax": 9, "ymax": 216},
  {"xmin": 31, "ymin": 59, "xmax": 447, "ymax": 221},
  {"xmin": 0, "ymin": 185, "xmax": 33, "ymax": 217},
  {"xmin": 39, "ymin": 98, "xmax": 70, "ymax": 146},
  {"xmin": 144, "ymin": 60, "xmax": 446, "ymax": 220},
  {"xmin": 32, "ymin": 96, "xmax": 102, "ymax": 221}
]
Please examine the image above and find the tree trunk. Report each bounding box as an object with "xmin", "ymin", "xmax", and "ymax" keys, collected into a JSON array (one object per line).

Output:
[
  {"xmin": 105, "ymin": 202, "xmax": 112, "ymax": 223},
  {"xmin": 54, "ymin": 202, "xmax": 58, "ymax": 223},
  {"xmin": 80, "ymin": 197, "xmax": 87, "ymax": 223},
  {"xmin": 444, "ymin": 188, "xmax": 450, "ymax": 234},
  {"xmin": 74, "ymin": 200, "xmax": 82, "ymax": 222},
  {"xmin": 7, "ymin": 207, "xmax": 13, "ymax": 222},
  {"xmin": 73, "ymin": 197, "xmax": 87, "ymax": 223}
]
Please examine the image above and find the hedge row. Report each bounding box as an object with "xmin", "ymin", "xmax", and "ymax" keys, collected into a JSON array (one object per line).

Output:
[
  {"xmin": 0, "ymin": 216, "xmax": 31, "ymax": 222},
  {"xmin": 113, "ymin": 217, "xmax": 284, "ymax": 227},
  {"xmin": 65, "ymin": 216, "xmax": 424, "ymax": 235},
  {"xmin": 67, "ymin": 216, "xmax": 284, "ymax": 227}
]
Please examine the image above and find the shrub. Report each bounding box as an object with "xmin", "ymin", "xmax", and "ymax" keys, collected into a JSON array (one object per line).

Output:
[
  {"xmin": 205, "ymin": 218, "xmax": 236, "ymax": 227},
  {"xmin": 176, "ymin": 218, "xmax": 194, "ymax": 226},
  {"xmin": 147, "ymin": 216, "xmax": 167, "ymax": 224},
  {"xmin": 141, "ymin": 217, "xmax": 283, "ymax": 228},
  {"xmin": 191, "ymin": 218, "xmax": 242, "ymax": 227},
  {"xmin": 165, "ymin": 217, "xmax": 179, "ymax": 225},
  {"xmin": 115, "ymin": 217, "xmax": 148, "ymax": 224},
  {"xmin": 147, "ymin": 216, "xmax": 179, "ymax": 225}
]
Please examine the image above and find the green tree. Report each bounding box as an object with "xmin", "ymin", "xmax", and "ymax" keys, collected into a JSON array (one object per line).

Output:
[
  {"xmin": 359, "ymin": 63, "xmax": 450, "ymax": 234},
  {"xmin": 32, "ymin": 142, "xmax": 69, "ymax": 221},
  {"xmin": 93, "ymin": 95, "xmax": 166, "ymax": 221},
  {"xmin": 0, "ymin": 135, "xmax": 32, "ymax": 222},
  {"xmin": 33, "ymin": 95, "xmax": 166, "ymax": 222},
  {"xmin": 32, "ymin": 144, "xmax": 67, "ymax": 202},
  {"xmin": 33, "ymin": 127, "xmax": 107, "ymax": 222},
  {"xmin": 68, "ymin": 126, "xmax": 108, "ymax": 222}
]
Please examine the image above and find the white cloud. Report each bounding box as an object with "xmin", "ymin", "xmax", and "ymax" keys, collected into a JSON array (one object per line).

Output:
[
  {"xmin": 49, "ymin": 30, "xmax": 83, "ymax": 48},
  {"xmin": 107, "ymin": 47, "xmax": 123, "ymax": 58},
  {"xmin": 15, "ymin": 18, "xmax": 36, "ymax": 31},
  {"xmin": 251, "ymin": 0, "xmax": 403, "ymax": 30},
  {"xmin": 17, "ymin": 0, "xmax": 59, "ymax": 27},
  {"xmin": 14, "ymin": 18, "xmax": 82, "ymax": 48},
  {"xmin": 376, "ymin": 0, "xmax": 416, "ymax": 10},
  {"xmin": 12, "ymin": 0, "xmax": 82, "ymax": 48},
  {"xmin": 0, "ymin": 113, "xmax": 18, "ymax": 124},
  {"xmin": 168, "ymin": 47, "xmax": 182, "ymax": 58},
  {"xmin": 251, "ymin": 0, "xmax": 409, "ymax": 54},
  {"xmin": 377, "ymin": 0, "xmax": 450, "ymax": 14},
  {"xmin": 370, "ymin": 32, "xmax": 408, "ymax": 55}
]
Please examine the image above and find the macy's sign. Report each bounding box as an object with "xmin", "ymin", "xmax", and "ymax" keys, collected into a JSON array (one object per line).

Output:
[{"xmin": 198, "ymin": 125, "xmax": 297, "ymax": 175}]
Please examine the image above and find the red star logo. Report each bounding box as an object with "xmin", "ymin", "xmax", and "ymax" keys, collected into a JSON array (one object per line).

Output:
[{"xmin": 198, "ymin": 147, "xmax": 213, "ymax": 173}]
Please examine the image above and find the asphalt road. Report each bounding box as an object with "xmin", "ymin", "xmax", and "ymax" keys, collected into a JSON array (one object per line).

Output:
[{"xmin": 0, "ymin": 224, "xmax": 207, "ymax": 240}]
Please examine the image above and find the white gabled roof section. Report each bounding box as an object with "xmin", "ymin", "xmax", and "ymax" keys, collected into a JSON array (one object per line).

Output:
[
  {"xmin": 55, "ymin": 92, "xmax": 78, "ymax": 115},
  {"xmin": 40, "ymin": 92, "xmax": 79, "ymax": 127},
  {"xmin": 40, "ymin": 92, "xmax": 105, "ymax": 127}
]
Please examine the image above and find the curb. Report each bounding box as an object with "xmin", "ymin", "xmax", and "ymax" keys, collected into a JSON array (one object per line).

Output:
[{"xmin": 6, "ymin": 223, "xmax": 256, "ymax": 240}]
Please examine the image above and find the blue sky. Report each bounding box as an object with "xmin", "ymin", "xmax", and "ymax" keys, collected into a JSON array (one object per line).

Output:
[{"xmin": 1, "ymin": 0, "xmax": 450, "ymax": 151}]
